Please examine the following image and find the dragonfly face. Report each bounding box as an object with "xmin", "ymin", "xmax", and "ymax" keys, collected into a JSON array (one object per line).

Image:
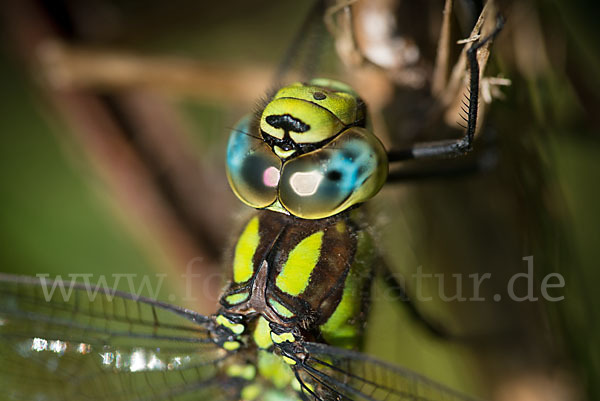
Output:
[{"xmin": 226, "ymin": 79, "xmax": 389, "ymax": 219}]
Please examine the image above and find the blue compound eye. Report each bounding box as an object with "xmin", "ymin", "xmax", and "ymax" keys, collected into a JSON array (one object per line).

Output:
[
  {"xmin": 226, "ymin": 114, "xmax": 281, "ymax": 209},
  {"xmin": 278, "ymin": 127, "xmax": 388, "ymax": 219}
]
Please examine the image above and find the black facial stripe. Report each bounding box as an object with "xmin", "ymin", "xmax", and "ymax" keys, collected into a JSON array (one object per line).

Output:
[{"xmin": 265, "ymin": 114, "xmax": 310, "ymax": 133}]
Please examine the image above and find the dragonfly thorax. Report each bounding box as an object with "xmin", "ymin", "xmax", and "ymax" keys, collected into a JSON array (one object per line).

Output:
[{"xmin": 214, "ymin": 210, "xmax": 375, "ymax": 352}]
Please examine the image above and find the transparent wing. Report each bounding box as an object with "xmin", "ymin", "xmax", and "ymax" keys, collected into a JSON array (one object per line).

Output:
[
  {"xmin": 295, "ymin": 342, "xmax": 483, "ymax": 401},
  {"xmin": 0, "ymin": 274, "xmax": 239, "ymax": 401}
]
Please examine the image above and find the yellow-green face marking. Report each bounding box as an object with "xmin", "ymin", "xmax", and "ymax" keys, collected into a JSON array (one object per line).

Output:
[
  {"xmin": 260, "ymin": 81, "xmax": 361, "ymax": 145},
  {"xmin": 275, "ymin": 231, "xmax": 324, "ymax": 296},
  {"xmin": 232, "ymin": 216, "xmax": 260, "ymax": 283}
]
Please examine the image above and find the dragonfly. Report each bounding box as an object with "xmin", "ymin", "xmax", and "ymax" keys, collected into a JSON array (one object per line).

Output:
[{"xmin": 0, "ymin": 4, "xmax": 505, "ymax": 401}]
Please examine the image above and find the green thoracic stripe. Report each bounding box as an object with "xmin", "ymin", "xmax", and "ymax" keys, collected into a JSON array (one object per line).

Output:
[
  {"xmin": 275, "ymin": 231, "xmax": 324, "ymax": 296},
  {"xmin": 320, "ymin": 229, "xmax": 373, "ymax": 349},
  {"xmin": 232, "ymin": 216, "xmax": 260, "ymax": 283}
]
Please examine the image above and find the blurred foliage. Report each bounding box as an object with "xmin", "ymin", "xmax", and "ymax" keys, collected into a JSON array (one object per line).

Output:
[{"xmin": 0, "ymin": 53, "xmax": 153, "ymax": 283}]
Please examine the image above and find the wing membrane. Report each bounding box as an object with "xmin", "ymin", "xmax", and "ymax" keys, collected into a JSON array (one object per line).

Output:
[
  {"xmin": 296, "ymin": 342, "xmax": 482, "ymax": 401},
  {"xmin": 0, "ymin": 274, "xmax": 483, "ymax": 401},
  {"xmin": 0, "ymin": 274, "xmax": 238, "ymax": 401}
]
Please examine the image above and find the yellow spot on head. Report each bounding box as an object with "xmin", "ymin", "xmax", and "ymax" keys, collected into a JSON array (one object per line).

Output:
[
  {"xmin": 276, "ymin": 231, "xmax": 324, "ymax": 296},
  {"xmin": 336, "ymin": 221, "xmax": 346, "ymax": 234},
  {"xmin": 233, "ymin": 216, "xmax": 260, "ymax": 283},
  {"xmin": 270, "ymin": 80, "xmax": 360, "ymax": 126},
  {"xmin": 273, "ymin": 146, "xmax": 296, "ymax": 159}
]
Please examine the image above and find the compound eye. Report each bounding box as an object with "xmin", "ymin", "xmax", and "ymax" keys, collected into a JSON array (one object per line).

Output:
[
  {"xmin": 279, "ymin": 127, "xmax": 388, "ymax": 219},
  {"xmin": 226, "ymin": 114, "xmax": 281, "ymax": 209}
]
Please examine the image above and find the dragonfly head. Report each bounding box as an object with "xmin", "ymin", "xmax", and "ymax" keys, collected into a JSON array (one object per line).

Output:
[
  {"xmin": 226, "ymin": 79, "xmax": 388, "ymax": 219},
  {"xmin": 259, "ymin": 79, "xmax": 366, "ymax": 159}
]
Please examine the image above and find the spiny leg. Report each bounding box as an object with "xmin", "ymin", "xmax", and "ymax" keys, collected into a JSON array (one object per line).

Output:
[
  {"xmin": 387, "ymin": 133, "xmax": 499, "ymax": 183},
  {"xmin": 386, "ymin": 152, "xmax": 494, "ymax": 182},
  {"xmin": 386, "ymin": 15, "xmax": 505, "ymax": 163}
]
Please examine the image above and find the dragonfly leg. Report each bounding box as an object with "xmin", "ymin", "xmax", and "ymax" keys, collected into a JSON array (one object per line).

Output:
[
  {"xmin": 387, "ymin": 136, "xmax": 498, "ymax": 183},
  {"xmin": 386, "ymin": 14, "xmax": 505, "ymax": 163}
]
